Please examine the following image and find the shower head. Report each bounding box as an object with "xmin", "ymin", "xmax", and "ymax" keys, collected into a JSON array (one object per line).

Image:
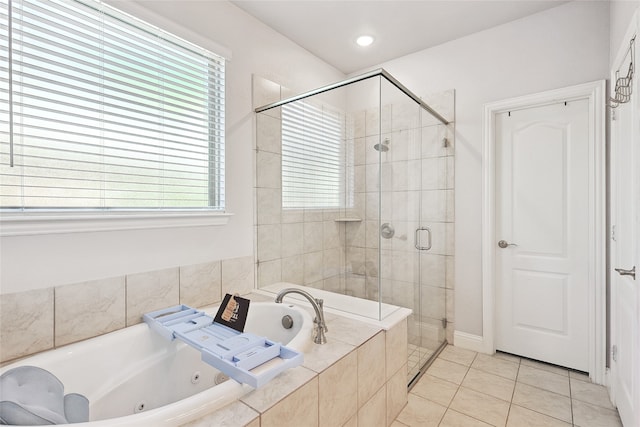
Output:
[{"xmin": 374, "ymin": 138, "xmax": 390, "ymax": 152}]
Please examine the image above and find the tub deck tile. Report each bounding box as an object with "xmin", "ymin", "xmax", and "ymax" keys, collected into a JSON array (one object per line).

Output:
[
  {"xmin": 240, "ymin": 365, "xmax": 317, "ymax": 413},
  {"xmin": 327, "ymin": 315, "xmax": 382, "ymax": 347},
  {"xmin": 302, "ymin": 339, "xmax": 356, "ymax": 373},
  {"xmin": 179, "ymin": 401, "xmax": 259, "ymax": 427}
]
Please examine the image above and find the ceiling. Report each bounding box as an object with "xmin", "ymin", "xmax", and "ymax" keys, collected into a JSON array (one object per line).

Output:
[{"xmin": 231, "ymin": 0, "xmax": 567, "ymax": 74}]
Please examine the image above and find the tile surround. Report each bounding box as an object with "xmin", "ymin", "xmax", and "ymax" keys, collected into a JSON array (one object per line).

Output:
[
  {"xmin": 179, "ymin": 401, "xmax": 260, "ymax": 427},
  {"xmin": 203, "ymin": 307, "xmax": 408, "ymax": 427},
  {"xmin": 126, "ymin": 267, "xmax": 180, "ymax": 326},
  {"xmin": 0, "ymin": 255, "xmax": 256, "ymax": 364},
  {"xmin": 386, "ymin": 363, "xmax": 409, "ymax": 425},
  {"xmin": 257, "ymin": 187, "xmax": 282, "ymax": 225},
  {"xmin": 357, "ymin": 331, "xmax": 386, "ymax": 407},
  {"xmin": 319, "ymin": 351, "xmax": 358, "ymax": 426},
  {"xmin": 241, "ymin": 366, "xmax": 317, "ymax": 414},
  {"xmin": 260, "ymin": 377, "xmax": 319, "ymax": 427},
  {"xmin": 256, "ymin": 113, "xmax": 282, "ymax": 154},
  {"xmin": 358, "ymin": 386, "xmax": 387, "ymax": 427},
  {"xmin": 386, "ymin": 318, "xmax": 409, "ymax": 380},
  {"xmin": 221, "ymin": 256, "xmax": 254, "ymax": 296},
  {"xmin": 179, "ymin": 260, "xmax": 222, "ymax": 308},
  {"xmin": 302, "ymin": 337, "xmax": 356, "ymax": 374},
  {"xmin": 0, "ymin": 288, "xmax": 54, "ymax": 362},
  {"xmin": 55, "ymin": 277, "xmax": 126, "ymax": 346},
  {"xmin": 253, "ymin": 76, "xmax": 348, "ymax": 296},
  {"xmin": 257, "ymin": 259, "xmax": 282, "ymax": 288}
]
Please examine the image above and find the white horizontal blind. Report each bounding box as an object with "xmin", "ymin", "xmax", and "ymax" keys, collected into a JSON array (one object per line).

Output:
[
  {"xmin": 281, "ymin": 100, "xmax": 344, "ymax": 209},
  {"xmin": 0, "ymin": 0, "xmax": 225, "ymax": 210}
]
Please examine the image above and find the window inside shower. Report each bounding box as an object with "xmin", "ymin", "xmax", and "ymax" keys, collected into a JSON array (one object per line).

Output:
[{"xmin": 281, "ymin": 101, "xmax": 347, "ymax": 210}]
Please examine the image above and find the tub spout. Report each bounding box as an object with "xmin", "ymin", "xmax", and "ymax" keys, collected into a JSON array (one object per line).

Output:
[{"xmin": 275, "ymin": 288, "xmax": 327, "ymax": 344}]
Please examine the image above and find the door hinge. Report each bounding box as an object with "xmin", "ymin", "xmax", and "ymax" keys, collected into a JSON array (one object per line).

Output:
[
  {"xmin": 442, "ymin": 318, "xmax": 448, "ymax": 329},
  {"xmin": 612, "ymin": 345, "xmax": 618, "ymax": 362},
  {"xmin": 611, "ymin": 225, "xmax": 616, "ymax": 242}
]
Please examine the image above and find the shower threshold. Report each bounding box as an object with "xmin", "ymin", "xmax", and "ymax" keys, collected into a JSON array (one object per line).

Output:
[{"xmin": 407, "ymin": 340, "xmax": 448, "ymax": 389}]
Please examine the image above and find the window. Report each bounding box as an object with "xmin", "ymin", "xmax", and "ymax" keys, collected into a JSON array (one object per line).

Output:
[
  {"xmin": 0, "ymin": 0, "xmax": 225, "ymax": 212},
  {"xmin": 281, "ymin": 101, "xmax": 344, "ymax": 209}
]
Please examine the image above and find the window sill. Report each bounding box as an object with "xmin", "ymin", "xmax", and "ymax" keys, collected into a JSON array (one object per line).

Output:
[{"xmin": 0, "ymin": 210, "xmax": 233, "ymax": 236}]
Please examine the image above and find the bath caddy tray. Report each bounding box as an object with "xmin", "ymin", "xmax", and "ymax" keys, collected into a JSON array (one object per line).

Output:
[{"xmin": 143, "ymin": 305, "xmax": 303, "ymax": 388}]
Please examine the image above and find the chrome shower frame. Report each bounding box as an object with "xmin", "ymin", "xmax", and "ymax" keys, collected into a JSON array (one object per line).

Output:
[{"xmin": 254, "ymin": 68, "xmax": 450, "ymax": 126}]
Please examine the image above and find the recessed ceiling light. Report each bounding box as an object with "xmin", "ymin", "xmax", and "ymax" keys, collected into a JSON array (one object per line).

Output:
[{"xmin": 356, "ymin": 35, "xmax": 374, "ymax": 47}]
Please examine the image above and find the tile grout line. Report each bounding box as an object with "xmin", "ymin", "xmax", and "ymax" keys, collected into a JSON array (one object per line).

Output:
[
  {"xmin": 568, "ymin": 375, "xmax": 575, "ymax": 426},
  {"xmin": 504, "ymin": 355, "xmax": 522, "ymax": 426}
]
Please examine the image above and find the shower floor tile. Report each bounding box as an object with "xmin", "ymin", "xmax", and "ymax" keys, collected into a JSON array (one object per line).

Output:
[{"xmin": 395, "ymin": 345, "xmax": 622, "ymax": 427}]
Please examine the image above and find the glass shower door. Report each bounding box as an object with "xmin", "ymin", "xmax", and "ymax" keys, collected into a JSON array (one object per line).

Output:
[
  {"xmin": 415, "ymin": 119, "xmax": 451, "ymax": 383},
  {"xmin": 377, "ymin": 80, "xmax": 449, "ymax": 385}
]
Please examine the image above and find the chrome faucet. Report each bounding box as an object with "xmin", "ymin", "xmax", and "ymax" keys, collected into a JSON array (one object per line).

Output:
[{"xmin": 275, "ymin": 288, "xmax": 328, "ymax": 344}]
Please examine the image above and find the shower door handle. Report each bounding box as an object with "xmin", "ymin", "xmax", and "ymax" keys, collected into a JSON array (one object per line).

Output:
[{"xmin": 415, "ymin": 227, "xmax": 432, "ymax": 251}]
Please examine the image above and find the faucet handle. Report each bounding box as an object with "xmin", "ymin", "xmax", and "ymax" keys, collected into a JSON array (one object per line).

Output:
[{"xmin": 315, "ymin": 298, "xmax": 328, "ymax": 332}]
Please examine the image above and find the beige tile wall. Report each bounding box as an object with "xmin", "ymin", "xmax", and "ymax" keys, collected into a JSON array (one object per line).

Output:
[
  {"xmin": 0, "ymin": 255, "xmax": 253, "ymax": 364},
  {"xmin": 253, "ymin": 75, "xmax": 348, "ymax": 292},
  {"xmin": 0, "ymin": 288, "xmax": 54, "ymax": 362}
]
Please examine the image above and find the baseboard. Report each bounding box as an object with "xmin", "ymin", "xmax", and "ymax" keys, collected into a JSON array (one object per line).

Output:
[{"xmin": 453, "ymin": 330, "xmax": 487, "ymax": 353}]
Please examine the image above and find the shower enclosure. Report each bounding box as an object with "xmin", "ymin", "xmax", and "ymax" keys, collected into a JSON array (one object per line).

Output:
[{"xmin": 253, "ymin": 69, "xmax": 455, "ymax": 386}]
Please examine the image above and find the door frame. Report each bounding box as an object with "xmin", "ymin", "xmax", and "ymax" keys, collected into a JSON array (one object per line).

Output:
[{"xmin": 481, "ymin": 81, "xmax": 607, "ymax": 384}]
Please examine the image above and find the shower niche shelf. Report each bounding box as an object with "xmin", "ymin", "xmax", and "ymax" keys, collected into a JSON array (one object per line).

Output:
[
  {"xmin": 334, "ymin": 217, "xmax": 362, "ymax": 222},
  {"xmin": 143, "ymin": 305, "xmax": 303, "ymax": 388}
]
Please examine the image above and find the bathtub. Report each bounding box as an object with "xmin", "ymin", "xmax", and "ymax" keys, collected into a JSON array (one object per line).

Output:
[
  {"xmin": 0, "ymin": 302, "xmax": 313, "ymax": 426},
  {"xmin": 256, "ymin": 282, "xmax": 412, "ymax": 330}
]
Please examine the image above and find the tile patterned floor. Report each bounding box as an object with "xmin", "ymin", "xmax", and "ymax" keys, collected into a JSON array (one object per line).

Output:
[{"xmin": 393, "ymin": 345, "xmax": 623, "ymax": 427}]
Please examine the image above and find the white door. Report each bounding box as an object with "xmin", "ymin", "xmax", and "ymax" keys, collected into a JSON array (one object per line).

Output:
[
  {"xmin": 495, "ymin": 99, "xmax": 590, "ymax": 371},
  {"xmin": 610, "ymin": 95, "xmax": 639, "ymax": 427},
  {"xmin": 610, "ymin": 32, "xmax": 639, "ymax": 425}
]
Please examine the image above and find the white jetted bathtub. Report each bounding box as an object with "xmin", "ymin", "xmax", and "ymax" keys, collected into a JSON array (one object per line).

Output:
[{"xmin": 0, "ymin": 302, "xmax": 313, "ymax": 426}]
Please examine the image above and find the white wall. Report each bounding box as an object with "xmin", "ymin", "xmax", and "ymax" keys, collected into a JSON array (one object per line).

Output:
[
  {"xmin": 0, "ymin": 0, "xmax": 344, "ymax": 294},
  {"xmin": 610, "ymin": 0, "xmax": 639, "ymax": 66},
  {"xmin": 351, "ymin": 1, "xmax": 610, "ymax": 336}
]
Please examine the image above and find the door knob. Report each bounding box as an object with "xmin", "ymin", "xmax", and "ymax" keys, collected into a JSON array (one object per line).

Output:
[
  {"xmin": 614, "ymin": 266, "xmax": 636, "ymax": 280},
  {"xmin": 498, "ymin": 240, "xmax": 517, "ymax": 248}
]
